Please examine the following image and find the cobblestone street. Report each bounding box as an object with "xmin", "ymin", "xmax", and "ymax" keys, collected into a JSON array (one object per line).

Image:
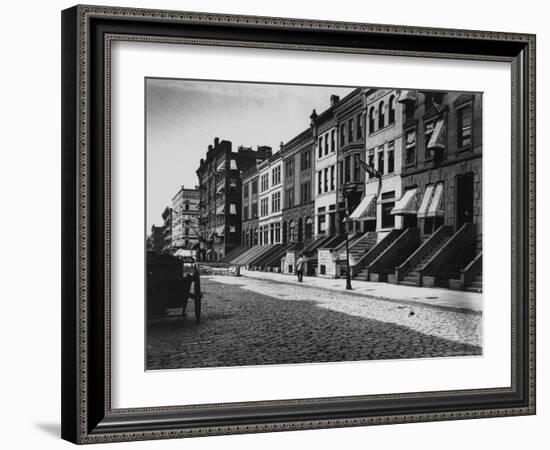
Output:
[{"xmin": 147, "ymin": 275, "xmax": 482, "ymax": 370}]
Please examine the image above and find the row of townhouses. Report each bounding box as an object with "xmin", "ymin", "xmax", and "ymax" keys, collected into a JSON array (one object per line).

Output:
[{"xmin": 196, "ymin": 87, "xmax": 482, "ymax": 291}]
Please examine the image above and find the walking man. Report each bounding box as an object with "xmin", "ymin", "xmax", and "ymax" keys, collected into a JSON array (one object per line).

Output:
[{"xmin": 296, "ymin": 253, "xmax": 306, "ymax": 282}]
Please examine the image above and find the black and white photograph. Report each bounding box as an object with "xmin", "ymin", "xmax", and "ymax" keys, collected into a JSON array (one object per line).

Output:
[{"xmin": 145, "ymin": 78, "xmax": 483, "ymax": 371}]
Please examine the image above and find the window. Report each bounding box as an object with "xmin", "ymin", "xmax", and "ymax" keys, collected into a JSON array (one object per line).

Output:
[
  {"xmin": 424, "ymin": 120, "xmax": 436, "ymax": 158},
  {"xmin": 260, "ymin": 197, "xmax": 269, "ymax": 216},
  {"xmin": 369, "ymin": 107, "xmax": 375, "ymax": 133},
  {"xmin": 344, "ymin": 155, "xmax": 351, "ymax": 183},
  {"xmin": 318, "ymin": 171, "xmax": 322, "ymax": 194},
  {"xmin": 252, "ymin": 201, "xmax": 258, "ymax": 218},
  {"xmin": 185, "ymin": 228, "xmax": 189, "ymax": 236},
  {"xmin": 324, "ymin": 133, "xmax": 329, "ymax": 155},
  {"xmin": 378, "ymin": 101, "xmax": 385, "ymax": 129},
  {"xmin": 301, "ymin": 181, "xmax": 311, "ymax": 204},
  {"xmin": 271, "ymin": 191, "xmax": 281, "ymax": 212},
  {"xmin": 318, "ymin": 136, "xmax": 323, "ymax": 158},
  {"xmin": 331, "ymin": 129, "xmax": 336, "ymax": 152},
  {"xmin": 285, "ymin": 159, "xmax": 294, "ymax": 178},
  {"xmin": 243, "ymin": 184, "xmax": 249, "ymax": 198},
  {"xmin": 318, "ymin": 211, "xmax": 326, "ymax": 234},
  {"xmin": 457, "ymin": 105, "xmax": 473, "ymax": 148},
  {"xmin": 356, "ymin": 113, "xmax": 362, "ymax": 139},
  {"xmin": 387, "ymin": 141, "xmax": 395, "ymax": 173},
  {"xmin": 261, "ymin": 173, "xmax": 269, "ymax": 191},
  {"xmin": 389, "ymin": 95, "xmax": 396, "ymax": 124},
  {"xmin": 348, "ymin": 119, "xmax": 353, "ymax": 143},
  {"xmin": 286, "ymin": 187, "xmax": 294, "ymax": 208},
  {"xmin": 330, "ymin": 165, "xmax": 335, "ymax": 191},
  {"xmin": 340, "ymin": 123, "xmax": 345, "ymax": 146},
  {"xmin": 272, "ymin": 166, "xmax": 281, "ymax": 185},
  {"xmin": 353, "ymin": 154, "xmax": 361, "ymax": 182},
  {"xmin": 405, "ymin": 129, "xmax": 416, "ymax": 166},
  {"xmin": 378, "ymin": 147, "xmax": 385, "ymax": 175},
  {"xmin": 243, "ymin": 205, "xmax": 249, "ymax": 220},
  {"xmin": 252, "ymin": 180, "xmax": 258, "ymax": 194},
  {"xmin": 338, "ymin": 161, "xmax": 344, "ymax": 186},
  {"xmin": 324, "ymin": 168, "xmax": 329, "ymax": 192},
  {"xmin": 301, "ymin": 150, "xmax": 311, "ymax": 171}
]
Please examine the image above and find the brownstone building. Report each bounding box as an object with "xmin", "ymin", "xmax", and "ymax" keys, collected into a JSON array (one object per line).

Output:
[{"xmin": 394, "ymin": 90, "xmax": 482, "ymax": 245}]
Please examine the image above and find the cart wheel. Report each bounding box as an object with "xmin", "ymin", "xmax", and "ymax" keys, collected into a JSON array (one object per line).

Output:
[{"xmin": 194, "ymin": 293, "xmax": 201, "ymax": 323}]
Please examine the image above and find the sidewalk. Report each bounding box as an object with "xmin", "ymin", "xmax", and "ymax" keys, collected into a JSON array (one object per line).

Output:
[{"xmin": 241, "ymin": 269, "xmax": 483, "ymax": 313}]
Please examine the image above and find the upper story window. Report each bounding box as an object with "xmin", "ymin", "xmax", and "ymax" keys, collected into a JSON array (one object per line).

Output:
[
  {"xmin": 348, "ymin": 119, "xmax": 353, "ymax": 143},
  {"xmin": 457, "ymin": 104, "xmax": 473, "ymax": 148},
  {"xmin": 369, "ymin": 107, "xmax": 375, "ymax": 133},
  {"xmin": 331, "ymin": 130, "xmax": 336, "ymax": 152},
  {"xmin": 356, "ymin": 113, "xmax": 362, "ymax": 139},
  {"xmin": 251, "ymin": 180, "xmax": 258, "ymax": 195},
  {"xmin": 378, "ymin": 101, "xmax": 385, "ymax": 129},
  {"xmin": 387, "ymin": 141, "xmax": 395, "ymax": 173},
  {"xmin": 301, "ymin": 150, "xmax": 311, "ymax": 171},
  {"xmin": 405, "ymin": 129, "xmax": 417, "ymax": 166},
  {"xmin": 340, "ymin": 123, "xmax": 345, "ymax": 146},
  {"xmin": 344, "ymin": 155, "xmax": 351, "ymax": 183},
  {"xmin": 271, "ymin": 191, "xmax": 281, "ymax": 212},
  {"xmin": 389, "ymin": 95, "xmax": 396, "ymax": 124},
  {"xmin": 260, "ymin": 173, "xmax": 269, "ymax": 192},
  {"xmin": 378, "ymin": 146, "xmax": 385, "ymax": 175},
  {"xmin": 424, "ymin": 120, "xmax": 436, "ymax": 158},
  {"xmin": 272, "ymin": 166, "xmax": 281, "ymax": 185},
  {"xmin": 318, "ymin": 136, "xmax": 323, "ymax": 158},
  {"xmin": 285, "ymin": 159, "xmax": 294, "ymax": 178},
  {"xmin": 243, "ymin": 184, "xmax": 249, "ymax": 198},
  {"xmin": 324, "ymin": 133, "xmax": 329, "ymax": 155},
  {"xmin": 353, "ymin": 153, "xmax": 361, "ymax": 182}
]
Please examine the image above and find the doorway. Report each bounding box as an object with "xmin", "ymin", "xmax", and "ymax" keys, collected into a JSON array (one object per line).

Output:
[{"xmin": 456, "ymin": 172, "xmax": 474, "ymax": 230}]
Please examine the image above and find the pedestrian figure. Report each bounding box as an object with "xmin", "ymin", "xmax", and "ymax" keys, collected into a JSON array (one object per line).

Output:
[{"xmin": 296, "ymin": 253, "xmax": 306, "ymax": 282}]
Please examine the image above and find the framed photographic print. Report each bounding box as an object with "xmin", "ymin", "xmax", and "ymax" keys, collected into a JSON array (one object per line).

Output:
[{"xmin": 61, "ymin": 5, "xmax": 536, "ymax": 444}]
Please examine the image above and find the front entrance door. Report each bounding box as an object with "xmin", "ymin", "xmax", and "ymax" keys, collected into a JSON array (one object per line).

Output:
[{"xmin": 456, "ymin": 172, "xmax": 474, "ymax": 230}]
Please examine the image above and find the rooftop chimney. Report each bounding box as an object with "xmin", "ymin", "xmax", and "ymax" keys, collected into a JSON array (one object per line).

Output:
[
  {"xmin": 214, "ymin": 137, "xmax": 220, "ymax": 146},
  {"xmin": 208, "ymin": 145, "xmax": 213, "ymax": 151},
  {"xmin": 330, "ymin": 94, "xmax": 340, "ymax": 105}
]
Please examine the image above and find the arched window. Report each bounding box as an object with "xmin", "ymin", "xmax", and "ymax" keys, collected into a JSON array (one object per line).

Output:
[
  {"xmin": 378, "ymin": 101, "xmax": 385, "ymax": 129},
  {"xmin": 389, "ymin": 95, "xmax": 396, "ymax": 124},
  {"xmin": 369, "ymin": 107, "xmax": 375, "ymax": 133}
]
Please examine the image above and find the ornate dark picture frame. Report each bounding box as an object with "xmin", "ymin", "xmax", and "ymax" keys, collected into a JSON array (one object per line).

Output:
[{"xmin": 61, "ymin": 5, "xmax": 536, "ymax": 444}]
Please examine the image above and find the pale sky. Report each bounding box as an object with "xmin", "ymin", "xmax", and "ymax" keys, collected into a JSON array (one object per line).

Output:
[{"xmin": 146, "ymin": 78, "xmax": 354, "ymax": 229}]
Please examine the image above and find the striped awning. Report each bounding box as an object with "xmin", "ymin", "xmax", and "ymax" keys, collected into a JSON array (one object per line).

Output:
[
  {"xmin": 427, "ymin": 119, "xmax": 446, "ymax": 150},
  {"xmin": 215, "ymin": 204, "xmax": 225, "ymax": 215},
  {"xmin": 216, "ymin": 160, "xmax": 225, "ymax": 172},
  {"xmin": 417, "ymin": 185, "xmax": 435, "ymax": 219},
  {"xmin": 391, "ymin": 188, "xmax": 418, "ymax": 215},
  {"xmin": 427, "ymin": 183, "xmax": 444, "ymax": 217},
  {"xmin": 216, "ymin": 183, "xmax": 225, "ymax": 194},
  {"xmin": 398, "ymin": 89, "xmax": 417, "ymax": 103},
  {"xmin": 349, "ymin": 194, "xmax": 377, "ymax": 221},
  {"xmin": 215, "ymin": 225, "xmax": 225, "ymax": 236}
]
